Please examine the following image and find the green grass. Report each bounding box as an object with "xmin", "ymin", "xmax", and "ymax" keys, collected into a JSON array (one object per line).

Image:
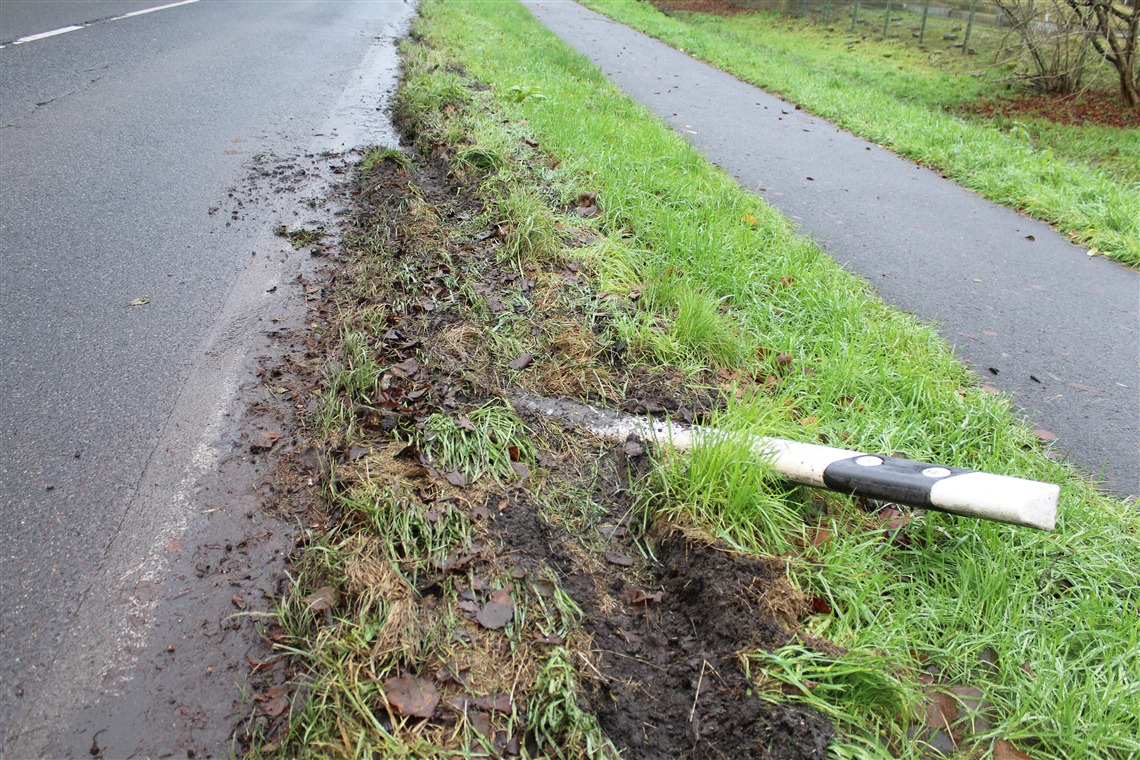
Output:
[
  {"xmin": 745, "ymin": 643, "xmax": 916, "ymax": 752},
  {"xmin": 645, "ymin": 401, "xmax": 806, "ymax": 553},
  {"xmin": 421, "ymin": 403, "xmax": 535, "ymax": 485},
  {"xmin": 361, "ymin": 145, "xmax": 414, "ymax": 174},
  {"xmin": 393, "ymin": 2, "xmax": 1140, "ymax": 756},
  {"xmin": 579, "ymin": 0, "xmax": 1140, "ymax": 267}
]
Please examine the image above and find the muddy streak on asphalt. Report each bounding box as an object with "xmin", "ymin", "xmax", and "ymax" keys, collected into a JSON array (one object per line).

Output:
[
  {"xmin": 9, "ymin": 151, "xmax": 348, "ymax": 760},
  {"xmin": 3, "ymin": 11, "xmax": 412, "ymax": 757}
]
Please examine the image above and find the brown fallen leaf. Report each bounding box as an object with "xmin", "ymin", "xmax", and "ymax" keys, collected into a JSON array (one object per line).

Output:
[
  {"xmin": 795, "ymin": 527, "xmax": 833, "ymax": 549},
  {"xmin": 249, "ymin": 430, "xmax": 281, "ymax": 453},
  {"xmin": 469, "ymin": 711, "xmax": 492, "ymax": 737},
  {"xmin": 879, "ymin": 507, "xmax": 913, "ymax": 531},
  {"xmin": 993, "ymin": 738, "xmax": 1033, "ymax": 759},
  {"xmin": 508, "ymin": 353, "xmax": 534, "ymax": 371},
  {"xmin": 599, "ymin": 524, "xmax": 628, "ymax": 542},
  {"xmin": 622, "ymin": 440, "xmax": 644, "ymax": 457},
  {"xmin": 446, "ymin": 694, "xmax": 472, "ymax": 711},
  {"xmin": 605, "ymin": 551, "xmax": 634, "ymax": 567},
  {"xmin": 437, "ymin": 663, "xmax": 471, "ymax": 688},
  {"xmin": 924, "ymin": 689, "xmax": 960, "ymax": 729},
  {"xmin": 444, "ymin": 470, "xmax": 467, "ymax": 488},
  {"xmin": 1033, "ymin": 428, "xmax": 1059, "ymax": 442},
  {"xmin": 476, "ymin": 601, "xmax": 514, "ymax": 630},
  {"xmin": 261, "ymin": 695, "xmax": 289, "ymax": 719},
  {"xmin": 301, "ymin": 586, "xmax": 338, "ymax": 613},
  {"xmin": 576, "ymin": 191, "xmax": 601, "ymax": 218},
  {"xmin": 231, "ymin": 594, "xmax": 246, "ymax": 611},
  {"xmin": 946, "ymin": 685, "xmax": 991, "ymax": 735},
  {"xmin": 475, "ymin": 694, "xmax": 512, "ymax": 713},
  {"xmin": 388, "ymin": 357, "xmax": 420, "ymax": 377},
  {"xmin": 383, "ymin": 674, "xmax": 440, "ymax": 719},
  {"xmin": 619, "ymin": 587, "xmax": 663, "ymax": 607},
  {"xmin": 809, "ymin": 596, "xmax": 832, "ymax": 614}
]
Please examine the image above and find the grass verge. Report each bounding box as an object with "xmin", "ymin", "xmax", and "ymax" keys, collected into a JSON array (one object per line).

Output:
[
  {"xmin": 580, "ymin": 0, "xmax": 1140, "ymax": 267},
  {"xmin": 250, "ymin": 2, "xmax": 1138, "ymax": 758}
]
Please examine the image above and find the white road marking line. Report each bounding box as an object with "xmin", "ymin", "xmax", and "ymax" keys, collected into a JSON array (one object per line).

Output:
[
  {"xmin": 6, "ymin": 0, "xmax": 199, "ymax": 48},
  {"xmin": 12, "ymin": 25, "xmax": 85, "ymax": 45},
  {"xmin": 110, "ymin": 0, "xmax": 199, "ymax": 22}
]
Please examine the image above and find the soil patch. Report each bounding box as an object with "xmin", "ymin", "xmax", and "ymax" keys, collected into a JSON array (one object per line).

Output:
[{"xmin": 584, "ymin": 534, "xmax": 830, "ymax": 759}]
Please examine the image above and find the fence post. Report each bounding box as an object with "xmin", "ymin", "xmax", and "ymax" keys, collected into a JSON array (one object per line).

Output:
[
  {"xmin": 883, "ymin": 0, "xmax": 893, "ymax": 36},
  {"xmin": 852, "ymin": 0, "xmax": 861, "ymax": 32},
  {"xmin": 824, "ymin": 0, "xmax": 832, "ymax": 24},
  {"xmin": 919, "ymin": 0, "xmax": 931, "ymax": 44},
  {"xmin": 962, "ymin": 0, "xmax": 978, "ymax": 54},
  {"xmin": 801, "ymin": 0, "xmax": 808, "ymax": 18}
]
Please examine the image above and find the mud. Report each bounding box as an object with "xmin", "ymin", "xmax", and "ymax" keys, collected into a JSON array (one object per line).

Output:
[
  {"xmin": 486, "ymin": 451, "xmax": 834, "ymax": 760},
  {"xmin": 583, "ymin": 534, "xmax": 827, "ymax": 760}
]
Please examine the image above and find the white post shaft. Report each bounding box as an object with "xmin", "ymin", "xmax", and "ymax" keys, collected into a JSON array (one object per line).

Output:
[{"xmin": 511, "ymin": 394, "xmax": 1058, "ymax": 531}]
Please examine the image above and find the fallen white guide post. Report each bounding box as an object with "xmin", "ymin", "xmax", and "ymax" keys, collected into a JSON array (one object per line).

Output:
[{"xmin": 511, "ymin": 393, "xmax": 1058, "ymax": 531}]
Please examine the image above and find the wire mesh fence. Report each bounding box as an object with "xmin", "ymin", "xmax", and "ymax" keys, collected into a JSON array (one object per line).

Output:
[
  {"xmin": 722, "ymin": 0, "xmax": 1014, "ymax": 54},
  {"xmin": 714, "ymin": 0, "xmax": 1137, "ymax": 101}
]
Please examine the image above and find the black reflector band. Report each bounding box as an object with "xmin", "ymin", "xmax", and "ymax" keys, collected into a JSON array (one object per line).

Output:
[{"xmin": 822, "ymin": 455, "xmax": 969, "ymax": 508}]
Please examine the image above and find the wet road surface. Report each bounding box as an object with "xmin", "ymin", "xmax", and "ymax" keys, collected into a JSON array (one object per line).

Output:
[
  {"xmin": 525, "ymin": 0, "xmax": 1138, "ymax": 495},
  {"xmin": 0, "ymin": 0, "xmax": 412, "ymax": 754}
]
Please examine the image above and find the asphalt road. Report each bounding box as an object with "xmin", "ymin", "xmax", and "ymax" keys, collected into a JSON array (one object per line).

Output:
[
  {"xmin": 526, "ymin": 0, "xmax": 1139, "ymax": 495},
  {"xmin": 0, "ymin": 0, "xmax": 412, "ymax": 753}
]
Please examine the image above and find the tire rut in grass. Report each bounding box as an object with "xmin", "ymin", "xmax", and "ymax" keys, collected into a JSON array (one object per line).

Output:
[
  {"xmin": 268, "ymin": 149, "xmax": 837, "ymax": 757},
  {"xmin": 484, "ymin": 438, "xmax": 833, "ymax": 760},
  {"xmin": 584, "ymin": 533, "xmax": 832, "ymax": 760}
]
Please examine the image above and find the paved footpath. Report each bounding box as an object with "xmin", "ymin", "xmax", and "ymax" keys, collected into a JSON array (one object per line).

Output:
[{"xmin": 525, "ymin": 0, "xmax": 1139, "ymax": 495}]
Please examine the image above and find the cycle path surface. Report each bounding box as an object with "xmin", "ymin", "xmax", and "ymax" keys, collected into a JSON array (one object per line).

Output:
[{"xmin": 525, "ymin": 0, "xmax": 1139, "ymax": 495}]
